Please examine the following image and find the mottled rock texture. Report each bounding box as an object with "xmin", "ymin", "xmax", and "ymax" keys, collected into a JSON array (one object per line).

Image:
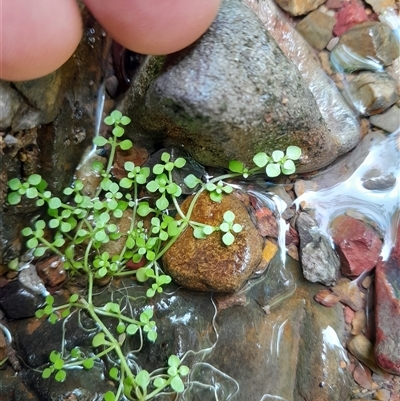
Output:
[
  {"xmin": 122, "ymin": 0, "xmax": 355, "ymax": 174},
  {"xmin": 162, "ymin": 191, "xmax": 263, "ymax": 292},
  {"xmin": 331, "ymin": 215, "xmax": 382, "ymax": 277}
]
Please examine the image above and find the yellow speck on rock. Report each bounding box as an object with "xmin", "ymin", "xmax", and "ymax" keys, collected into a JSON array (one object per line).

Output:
[{"xmin": 262, "ymin": 240, "xmax": 278, "ymax": 263}]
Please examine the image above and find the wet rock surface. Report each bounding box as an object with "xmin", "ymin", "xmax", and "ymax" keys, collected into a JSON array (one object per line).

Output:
[
  {"xmin": 296, "ymin": 212, "xmax": 340, "ymax": 286},
  {"xmin": 347, "ymin": 71, "xmax": 398, "ymax": 115},
  {"xmin": 1, "ymin": 1, "xmax": 400, "ymax": 400},
  {"xmin": 122, "ymin": 0, "xmax": 349, "ymax": 174},
  {"xmin": 163, "ymin": 192, "xmax": 263, "ymax": 292},
  {"xmin": 336, "ymin": 21, "xmax": 399, "ymax": 66},
  {"xmin": 331, "ymin": 215, "xmax": 383, "ymax": 278},
  {"xmin": 375, "ymin": 223, "xmax": 400, "ymax": 375}
]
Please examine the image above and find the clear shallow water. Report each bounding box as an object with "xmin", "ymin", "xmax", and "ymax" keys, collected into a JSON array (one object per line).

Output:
[{"xmin": 294, "ymin": 129, "xmax": 400, "ymax": 261}]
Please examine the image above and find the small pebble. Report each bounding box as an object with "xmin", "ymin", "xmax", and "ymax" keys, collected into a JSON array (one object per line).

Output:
[{"xmin": 362, "ymin": 276, "xmax": 372, "ymax": 289}]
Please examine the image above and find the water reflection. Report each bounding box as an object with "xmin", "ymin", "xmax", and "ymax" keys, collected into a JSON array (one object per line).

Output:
[{"xmin": 295, "ymin": 129, "xmax": 400, "ymax": 260}]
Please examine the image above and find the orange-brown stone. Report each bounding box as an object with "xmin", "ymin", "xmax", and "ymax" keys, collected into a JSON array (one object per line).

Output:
[{"xmin": 162, "ymin": 192, "xmax": 263, "ymax": 292}]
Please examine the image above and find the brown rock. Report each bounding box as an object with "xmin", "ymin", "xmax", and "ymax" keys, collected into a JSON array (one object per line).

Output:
[
  {"xmin": 337, "ymin": 22, "xmax": 399, "ymax": 66},
  {"xmin": 344, "ymin": 305, "xmax": 356, "ymax": 324},
  {"xmin": 296, "ymin": 10, "xmax": 335, "ymax": 50},
  {"xmin": 353, "ymin": 364, "xmax": 374, "ymax": 390},
  {"xmin": 314, "ymin": 289, "xmax": 341, "ymax": 307},
  {"xmin": 347, "ymin": 72, "xmax": 398, "ymax": 115},
  {"xmin": 274, "ymin": 0, "xmax": 325, "ymax": 16},
  {"xmin": 365, "ymin": 0, "xmax": 395, "ymax": 13},
  {"xmin": 36, "ymin": 256, "xmax": 67, "ymax": 288},
  {"xmin": 254, "ymin": 207, "xmax": 279, "ymax": 237},
  {"xmin": 374, "ymin": 223, "xmax": 400, "ymax": 375},
  {"xmin": 333, "ymin": 2, "xmax": 368, "ymax": 36},
  {"xmin": 331, "ymin": 278, "xmax": 364, "ymax": 311},
  {"xmin": 370, "ymin": 105, "xmax": 400, "ymax": 133},
  {"xmin": 331, "ymin": 215, "xmax": 383, "ymax": 277},
  {"xmin": 351, "ymin": 309, "xmax": 367, "ymax": 335},
  {"xmin": 162, "ymin": 192, "xmax": 263, "ymax": 292},
  {"xmin": 347, "ymin": 334, "xmax": 390, "ymax": 378}
]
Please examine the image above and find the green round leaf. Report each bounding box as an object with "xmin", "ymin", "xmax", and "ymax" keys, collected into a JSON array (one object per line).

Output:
[
  {"xmin": 35, "ymin": 309, "xmax": 45, "ymax": 319},
  {"xmin": 209, "ymin": 192, "xmax": 222, "ymax": 203},
  {"xmin": 222, "ymin": 232, "xmax": 235, "ymax": 246},
  {"xmin": 97, "ymin": 266, "xmax": 108, "ymax": 277},
  {"xmin": 53, "ymin": 237, "xmax": 65, "ymax": 248},
  {"xmin": 112, "ymin": 126, "xmax": 124, "ymax": 137},
  {"xmin": 92, "ymin": 160, "xmax": 104, "ymax": 172},
  {"xmin": 119, "ymin": 177, "xmax": 132, "ymax": 189},
  {"xmin": 109, "ymin": 367, "xmax": 119, "ymax": 380},
  {"xmin": 7, "ymin": 192, "xmax": 21, "ymax": 205},
  {"xmin": 203, "ymin": 225, "xmax": 214, "ymax": 235},
  {"xmin": 232, "ymin": 223, "xmax": 243, "ymax": 233},
  {"xmin": 184, "ymin": 174, "xmax": 201, "ymax": 189},
  {"xmin": 94, "ymin": 230, "xmax": 107, "ymax": 242},
  {"xmin": 83, "ymin": 358, "xmax": 94, "ymax": 369},
  {"xmin": 281, "ymin": 159, "xmax": 296, "ymax": 175},
  {"xmin": 8, "ymin": 178, "xmax": 22, "ymax": 191},
  {"xmin": 126, "ymin": 324, "xmax": 139, "ymax": 336},
  {"xmin": 156, "ymin": 195, "xmax": 169, "ymax": 211},
  {"xmin": 228, "ymin": 160, "xmax": 244, "ymax": 173},
  {"xmin": 104, "ymin": 116, "xmax": 114, "ymax": 126},
  {"xmin": 117, "ymin": 322, "xmax": 126, "ymax": 334},
  {"xmin": 26, "ymin": 187, "xmax": 38, "ymax": 199},
  {"xmin": 53, "ymin": 358, "xmax": 64, "ymax": 370},
  {"xmin": 174, "ymin": 157, "xmax": 186, "ymax": 168},
  {"xmin": 42, "ymin": 368, "xmax": 53, "ymax": 379},
  {"xmin": 69, "ymin": 294, "xmax": 79, "ymax": 303},
  {"xmin": 70, "ymin": 348, "xmax": 81, "ymax": 358},
  {"xmin": 266, "ymin": 163, "xmax": 281, "ymax": 178},
  {"xmin": 147, "ymin": 329, "xmax": 157, "ymax": 342},
  {"xmin": 49, "ymin": 350, "xmax": 61, "ymax": 363},
  {"xmin": 33, "ymin": 246, "xmax": 48, "ymax": 257},
  {"xmin": 223, "ymin": 210, "xmax": 235, "ymax": 223},
  {"xmin": 92, "ymin": 333, "xmax": 106, "ymax": 347},
  {"xmin": 93, "ymin": 136, "xmax": 108, "ymax": 146},
  {"xmin": 137, "ymin": 202, "xmax": 151, "ymax": 217},
  {"xmin": 179, "ymin": 365, "xmax": 190, "ymax": 376},
  {"xmin": 26, "ymin": 237, "xmax": 39, "ymax": 249},
  {"xmin": 119, "ymin": 139, "xmax": 132, "ymax": 150},
  {"xmin": 55, "ymin": 369, "xmax": 66, "ymax": 382},
  {"xmin": 193, "ymin": 227, "xmax": 207, "ymax": 239},
  {"xmin": 49, "ymin": 197, "xmax": 62, "ymax": 209},
  {"xmin": 286, "ymin": 145, "xmax": 302, "ymax": 160},
  {"xmin": 161, "ymin": 152, "xmax": 170, "ymax": 162},
  {"xmin": 27, "ymin": 174, "xmax": 42, "ymax": 186},
  {"xmin": 35, "ymin": 220, "xmax": 46, "ymax": 230},
  {"xmin": 253, "ymin": 152, "xmax": 269, "ymax": 168},
  {"xmin": 120, "ymin": 116, "xmax": 131, "ymax": 125},
  {"xmin": 36, "ymin": 199, "xmax": 45, "ymax": 207},
  {"xmin": 48, "ymin": 219, "xmax": 59, "ymax": 229},
  {"xmin": 110, "ymin": 110, "xmax": 123, "ymax": 121},
  {"xmin": 168, "ymin": 355, "xmax": 180, "ymax": 367},
  {"xmin": 271, "ymin": 150, "xmax": 285, "ymax": 162},
  {"xmin": 154, "ymin": 377, "xmax": 167, "ymax": 388},
  {"xmin": 170, "ymin": 376, "xmax": 185, "ymax": 393},
  {"xmin": 136, "ymin": 370, "xmax": 150, "ymax": 391},
  {"xmin": 104, "ymin": 391, "xmax": 116, "ymax": 401},
  {"xmin": 61, "ymin": 308, "xmax": 71, "ymax": 318}
]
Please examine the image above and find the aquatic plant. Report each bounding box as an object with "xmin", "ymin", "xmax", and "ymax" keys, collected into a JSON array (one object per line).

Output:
[{"xmin": 7, "ymin": 110, "xmax": 301, "ymax": 401}]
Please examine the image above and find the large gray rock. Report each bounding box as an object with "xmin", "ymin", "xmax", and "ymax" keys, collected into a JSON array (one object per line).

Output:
[
  {"xmin": 245, "ymin": 0, "xmax": 361, "ymax": 157},
  {"xmin": 121, "ymin": 0, "xmax": 344, "ymax": 173}
]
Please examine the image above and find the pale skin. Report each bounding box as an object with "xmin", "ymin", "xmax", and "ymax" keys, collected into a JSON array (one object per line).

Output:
[{"xmin": 0, "ymin": 0, "xmax": 221, "ymax": 82}]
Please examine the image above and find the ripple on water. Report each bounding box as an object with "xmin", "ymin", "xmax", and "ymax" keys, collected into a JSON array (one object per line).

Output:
[{"xmin": 295, "ymin": 129, "xmax": 400, "ymax": 260}]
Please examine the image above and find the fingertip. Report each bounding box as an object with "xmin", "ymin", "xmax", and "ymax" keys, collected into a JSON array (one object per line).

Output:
[
  {"xmin": 83, "ymin": 0, "xmax": 221, "ymax": 55},
  {"xmin": 0, "ymin": 0, "xmax": 82, "ymax": 81}
]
